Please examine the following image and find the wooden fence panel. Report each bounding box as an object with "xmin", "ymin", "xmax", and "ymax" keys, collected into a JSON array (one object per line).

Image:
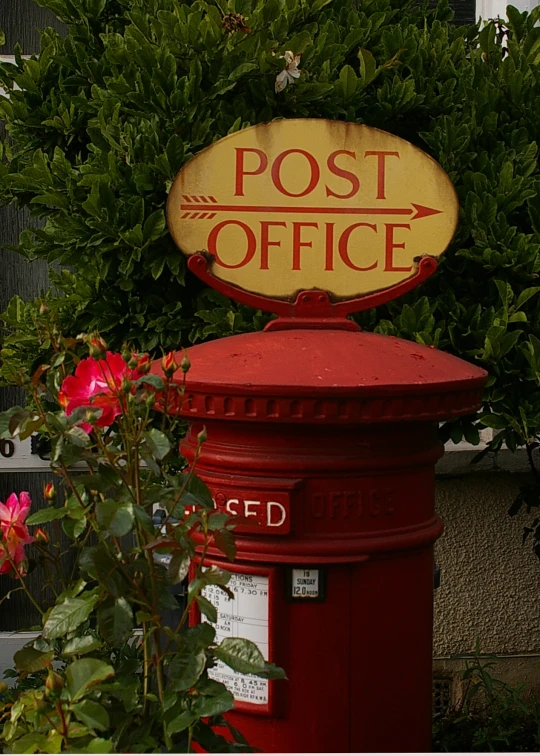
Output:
[
  {"xmin": 0, "ymin": 0, "xmax": 65, "ymax": 54},
  {"xmin": 0, "ymin": 0, "xmax": 65, "ymax": 632}
]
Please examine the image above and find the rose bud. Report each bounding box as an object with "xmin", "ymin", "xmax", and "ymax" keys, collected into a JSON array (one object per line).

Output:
[
  {"xmin": 137, "ymin": 354, "xmax": 152, "ymax": 375},
  {"xmin": 121, "ymin": 377, "xmax": 133, "ymax": 393},
  {"xmin": 43, "ymin": 483, "xmax": 56, "ymax": 501},
  {"xmin": 84, "ymin": 410, "xmax": 99, "ymax": 424},
  {"xmin": 161, "ymin": 352, "xmax": 179, "ymax": 377},
  {"xmin": 121, "ymin": 345, "xmax": 132, "ymax": 363},
  {"xmin": 128, "ymin": 353, "xmax": 139, "ymax": 369},
  {"xmin": 181, "ymin": 353, "xmax": 191, "ymax": 374},
  {"xmin": 35, "ymin": 528, "xmax": 50, "ymax": 544},
  {"xmin": 45, "ymin": 671, "xmax": 64, "ymax": 693},
  {"xmin": 197, "ymin": 426, "xmax": 208, "ymax": 445},
  {"xmin": 88, "ymin": 335, "xmax": 108, "ymax": 360}
]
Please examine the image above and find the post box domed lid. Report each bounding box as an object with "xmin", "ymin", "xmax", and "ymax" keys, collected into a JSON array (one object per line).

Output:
[{"xmin": 159, "ymin": 329, "xmax": 487, "ymax": 424}]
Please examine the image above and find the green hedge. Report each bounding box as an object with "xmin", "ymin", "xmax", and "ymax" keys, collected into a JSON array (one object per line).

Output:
[{"xmin": 2, "ymin": 0, "xmax": 540, "ymax": 468}]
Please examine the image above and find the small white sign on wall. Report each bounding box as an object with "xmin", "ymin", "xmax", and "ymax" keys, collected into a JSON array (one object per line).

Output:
[
  {"xmin": 0, "ymin": 55, "xmax": 31, "ymax": 98},
  {"xmin": 476, "ymin": 0, "xmax": 539, "ymax": 21},
  {"xmin": 0, "ymin": 436, "xmax": 51, "ymax": 473}
]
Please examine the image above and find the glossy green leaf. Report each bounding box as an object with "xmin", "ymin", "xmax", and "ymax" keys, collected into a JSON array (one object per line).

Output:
[
  {"xmin": 96, "ymin": 499, "xmax": 134, "ymax": 537},
  {"xmin": 229, "ymin": 62, "xmax": 258, "ymax": 81},
  {"xmin": 516, "ymin": 287, "xmax": 540, "ymax": 309},
  {"xmin": 10, "ymin": 733, "xmax": 50, "ymax": 753},
  {"xmin": 196, "ymin": 594, "xmax": 217, "ymax": 623},
  {"xmin": 62, "ymin": 633, "xmax": 102, "ymax": 657},
  {"xmin": 166, "ymin": 710, "xmax": 198, "ymax": 736},
  {"xmin": 14, "ymin": 647, "xmax": 54, "ymax": 673},
  {"xmin": 213, "ymin": 637, "xmax": 266, "ymax": 675},
  {"xmin": 339, "ymin": 64, "xmax": 357, "ymax": 101},
  {"xmin": 182, "ymin": 622, "xmax": 216, "ymax": 651},
  {"xmin": 26, "ymin": 506, "xmax": 67, "ymax": 525},
  {"xmin": 85, "ymin": 738, "xmax": 114, "ymax": 753},
  {"xmin": 71, "ymin": 700, "xmax": 110, "ymax": 731},
  {"xmin": 97, "ymin": 597, "xmax": 133, "ymax": 647},
  {"xmin": 65, "ymin": 658, "xmax": 115, "ymax": 701},
  {"xmin": 358, "ymin": 48, "xmax": 378, "ymax": 85},
  {"xmin": 168, "ymin": 550, "xmax": 190, "ymax": 584},
  {"xmin": 193, "ymin": 688, "xmax": 234, "ymax": 717},
  {"xmin": 213, "ymin": 638, "xmax": 286, "ymax": 679},
  {"xmin": 213, "ymin": 529, "xmax": 236, "ymax": 561},
  {"xmin": 479, "ymin": 414, "xmax": 508, "ymax": 429},
  {"xmin": 143, "ymin": 210, "xmax": 166, "ymax": 242},
  {"xmin": 144, "ymin": 428, "xmax": 171, "ymax": 460},
  {"xmin": 43, "ymin": 595, "xmax": 100, "ymax": 639},
  {"xmin": 169, "ymin": 648, "xmax": 206, "ymax": 691}
]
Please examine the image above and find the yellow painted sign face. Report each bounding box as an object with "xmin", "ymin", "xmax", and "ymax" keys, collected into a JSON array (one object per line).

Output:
[{"xmin": 167, "ymin": 120, "xmax": 458, "ymax": 300}]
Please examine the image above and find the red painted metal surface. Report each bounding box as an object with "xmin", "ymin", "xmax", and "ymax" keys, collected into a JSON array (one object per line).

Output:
[
  {"xmin": 165, "ymin": 329, "xmax": 485, "ymax": 420},
  {"xmin": 153, "ymin": 328, "xmax": 487, "ymax": 753}
]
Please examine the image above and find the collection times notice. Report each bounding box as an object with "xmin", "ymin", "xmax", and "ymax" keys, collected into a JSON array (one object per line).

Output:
[{"xmin": 203, "ymin": 572, "xmax": 269, "ymax": 705}]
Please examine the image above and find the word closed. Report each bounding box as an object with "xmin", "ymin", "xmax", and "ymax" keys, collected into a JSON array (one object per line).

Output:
[{"xmin": 213, "ymin": 490, "xmax": 290, "ymax": 534}]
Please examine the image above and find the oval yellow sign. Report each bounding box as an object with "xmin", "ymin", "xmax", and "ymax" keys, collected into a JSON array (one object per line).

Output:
[{"xmin": 167, "ymin": 119, "xmax": 458, "ymax": 301}]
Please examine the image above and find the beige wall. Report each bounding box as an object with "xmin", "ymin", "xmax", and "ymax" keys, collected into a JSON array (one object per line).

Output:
[{"xmin": 433, "ymin": 471, "xmax": 540, "ymax": 697}]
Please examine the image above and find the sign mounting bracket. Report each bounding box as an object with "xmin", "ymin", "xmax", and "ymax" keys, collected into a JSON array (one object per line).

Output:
[{"xmin": 188, "ymin": 253, "xmax": 438, "ymax": 331}]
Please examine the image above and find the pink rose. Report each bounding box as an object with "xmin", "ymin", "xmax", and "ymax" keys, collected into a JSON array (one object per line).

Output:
[
  {"xmin": 61, "ymin": 352, "xmax": 139, "ymax": 433},
  {"xmin": 0, "ymin": 492, "xmax": 34, "ymax": 576}
]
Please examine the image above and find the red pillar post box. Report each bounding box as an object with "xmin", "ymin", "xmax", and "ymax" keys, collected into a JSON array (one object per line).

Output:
[
  {"xmin": 159, "ymin": 119, "xmax": 489, "ymax": 752},
  {"xmin": 165, "ymin": 326, "xmax": 486, "ymax": 753}
]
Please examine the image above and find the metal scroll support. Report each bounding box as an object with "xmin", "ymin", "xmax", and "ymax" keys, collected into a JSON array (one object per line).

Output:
[{"xmin": 187, "ymin": 254, "xmax": 438, "ymax": 331}]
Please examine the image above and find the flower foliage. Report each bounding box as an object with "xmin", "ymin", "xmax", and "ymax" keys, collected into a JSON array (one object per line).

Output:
[{"xmin": 0, "ymin": 322, "xmax": 285, "ymax": 754}]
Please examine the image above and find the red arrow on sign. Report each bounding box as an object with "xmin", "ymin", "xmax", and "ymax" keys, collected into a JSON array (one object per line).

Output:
[{"xmin": 179, "ymin": 201, "xmax": 442, "ymax": 221}]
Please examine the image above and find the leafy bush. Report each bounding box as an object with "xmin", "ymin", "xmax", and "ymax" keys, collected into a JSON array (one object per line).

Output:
[
  {"xmin": 433, "ymin": 642, "xmax": 540, "ymax": 752},
  {"xmin": 3, "ymin": 0, "xmax": 540, "ymax": 546}
]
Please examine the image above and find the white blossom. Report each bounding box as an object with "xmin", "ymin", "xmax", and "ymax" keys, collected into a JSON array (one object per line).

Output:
[{"xmin": 275, "ymin": 51, "xmax": 301, "ymax": 94}]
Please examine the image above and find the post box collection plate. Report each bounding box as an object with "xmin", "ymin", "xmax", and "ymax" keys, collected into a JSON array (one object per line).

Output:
[
  {"xmin": 203, "ymin": 572, "xmax": 270, "ymax": 705},
  {"xmin": 196, "ymin": 560, "xmax": 281, "ymax": 717}
]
